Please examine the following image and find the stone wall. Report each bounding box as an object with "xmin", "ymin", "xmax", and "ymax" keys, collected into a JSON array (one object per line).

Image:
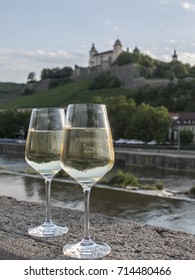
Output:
[
  {"xmin": 0, "ymin": 143, "xmax": 25, "ymax": 157},
  {"xmin": 22, "ymin": 79, "xmax": 51, "ymax": 94},
  {"xmin": 1, "ymin": 142, "xmax": 195, "ymax": 175},
  {"xmin": 21, "ymin": 63, "xmax": 171, "ymax": 92},
  {"xmin": 115, "ymin": 148, "xmax": 195, "ymax": 175},
  {"xmin": 71, "ymin": 63, "xmax": 171, "ymax": 89},
  {"xmin": 110, "ymin": 64, "xmax": 170, "ymax": 89}
]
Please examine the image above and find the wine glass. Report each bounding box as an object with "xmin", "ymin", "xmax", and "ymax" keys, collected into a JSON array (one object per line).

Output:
[
  {"xmin": 60, "ymin": 104, "xmax": 115, "ymax": 259},
  {"xmin": 25, "ymin": 108, "xmax": 68, "ymax": 237}
]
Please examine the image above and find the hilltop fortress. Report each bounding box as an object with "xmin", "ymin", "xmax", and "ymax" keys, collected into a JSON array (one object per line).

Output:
[
  {"xmin": 24, "ymin": 39, "xmax": 178, "ymax": 94},
  {"xmin": 72, "ymin": 39, "xmax": 124, "ymax": 79},
  {"xmin": 71, "ymin": 38, "xmax": 174, "ymax": 89}
]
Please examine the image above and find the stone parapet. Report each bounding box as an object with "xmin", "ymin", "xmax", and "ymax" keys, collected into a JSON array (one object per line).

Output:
[{"xmin": 0, "ymin": 196, "xmax": 195, "ymax": 260}]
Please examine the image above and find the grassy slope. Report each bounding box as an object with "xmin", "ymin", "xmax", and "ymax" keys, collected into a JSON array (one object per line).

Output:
[
  {"xmin": 0, "ymin": 80, "xmax": 132, "ymax": 109},
  {"xmin": 0, "ymin": 82, "xmax": 24, "ymax": 101},
  {"xmin": 0, "ymin": 82, "xmax": 24, "ymax": 92}
]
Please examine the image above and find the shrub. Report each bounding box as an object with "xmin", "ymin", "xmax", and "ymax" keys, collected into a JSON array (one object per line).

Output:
[
  {"xmin": 189, "ymin": 186, "xmax": 195, "ymax": 196},
  {"xmin": 155, "ymin": 180, "xmax": 164, "ymax": 190},
  {"xmin": 0, "ymin": 109, "xmax": 31, "ymax": 138},
  {"xmin": 108, "ymin": 169, "xmax": 139, "ymax": 187},
  {"xmin": 88, "ymin": 73, "xmax": 122, "ymax": 90},
  {"xmin": 49, "ymin": 78, "xmax": 71, "ymax": 88}
]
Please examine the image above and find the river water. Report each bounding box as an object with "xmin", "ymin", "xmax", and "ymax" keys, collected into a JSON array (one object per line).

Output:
[{"xmin": 0, "ymin": 155, "xmax": 195, "ymax": 235}]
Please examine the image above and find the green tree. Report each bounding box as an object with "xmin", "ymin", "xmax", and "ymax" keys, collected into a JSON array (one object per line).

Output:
[
  {"xmin": 170, "ymin": 61, "xmax": 189, "ymax": 78},
  {"xmin": 0, "ymin": 110, "xmax": 31, "ymax": 138},
  {"xmin": 27, "ymin": 72, "xmax": 36, "ymax": 82},
  {"xmin": 113, "ymin": 52, "xmax": 134, "ymax": 66},
  {"xmin": 125, "ymin": 103, "xmax": 171, "ymax": 142},
  {"xmin": 88, "ymin": 72, "xmax": 122, "ymax": 89},
  {"xmin": 153, "ymin": 61, "xmax": 170, "ymax": 77},
  {"xmin": 180, "ymin": 129, "xmax": 194, "ymax": 145},
  {"xmin": 141, "ymin": 54, "xmax": 154, "ymax": 68},
  {"xmin": 105, "ymin": 96, "xmax": 136, "ymax": 139},
  {"xmin": 41, "ymin": 66, "xmax": 73, "ymax": 80}
]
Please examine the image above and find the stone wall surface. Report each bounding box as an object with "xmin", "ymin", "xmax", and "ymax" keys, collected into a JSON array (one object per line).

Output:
[
  {"xmin": 1, "ymin": 143, "xmax": 195, "ymax": 174},
  {"xmin": 0, "ymin": 143, "xmax": 25, "ymax": 156},
  {"xmin": 22, "ymin": 79, "xmax": 51, "ymax": 93},
  {"xmin": 71, "ymin": 63, "xmax": 171, "ymax": 89},
  {"xmin": 114, "ymin": 147, "xmax": 195, "ymax": 174},
  {"xmin": 0, "ymin": 196, "xmax": 195, "ymax": 260}
]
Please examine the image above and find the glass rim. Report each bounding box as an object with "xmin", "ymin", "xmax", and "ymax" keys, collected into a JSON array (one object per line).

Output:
[
  {"xmin": 67, "ymin": 103, "xmax": 106, "ymax": 107},
  {"xmin": 32, "ymin": 107, "xmax": 65, "ymax": 110}
]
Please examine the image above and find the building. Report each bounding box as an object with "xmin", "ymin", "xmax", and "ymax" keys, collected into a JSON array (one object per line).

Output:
[
  {"xmin": 72, "ymin": 38, "xmax": 124, "ymax": 79},
  {"xmin": 72, "ymin": 38, "xmax": 177, "ymax": 83},
  {"xmin": 89, "ymin": 39, "xmax": 123, "ymax": 68},
  {"xmin": 172, "ymin": 49, "xmax": 178, "ymax": 62},
  {"xmin": 170, "ymin": 112, "xmax": 195, "ymax": 143}
]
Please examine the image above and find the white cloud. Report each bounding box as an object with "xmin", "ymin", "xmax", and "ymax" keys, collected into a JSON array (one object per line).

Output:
[
  {"xmin": 99, "ymin": 17, "xmax": 120, "ymax": 33},
  {"xmin": 169, "ymin": 39, "xmax": 176, "ymax": 44},
  {"xmin": 179, "ymin": 52, "xmax": 195, "ymax": 65},
  {"xmin": 161, "ymin": 51, "xmax": 195, "ymax": 65},
  {"xmin": 1, "ymin": 45, "xmax": 195, "ymax": 83},
  {"xmin": 181, "ymin": 2, "xmax": 195, "ymax": 11},
  {"xmin": 161, "ymin": 54, "xmax": 172, "ymax": 62},
  {"xmin": 0, "ymin": 48, "xmax": 88, "ymax": 83},
  {"xmin": 161, "ymin": 0, "xmax": 175, "ymax": 4}
]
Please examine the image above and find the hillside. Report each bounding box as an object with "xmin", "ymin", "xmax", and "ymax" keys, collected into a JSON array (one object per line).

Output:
[
  {"xmin": 1, "ymin": 50, "xmax": 195, "ymax": 110},
  {"xmin": 0, "ymin": 82, "xmax": 24, "ymax": 104},
  {"xmin": 0, "ymin": 80, "xmax": 131, "ymax": 109}
]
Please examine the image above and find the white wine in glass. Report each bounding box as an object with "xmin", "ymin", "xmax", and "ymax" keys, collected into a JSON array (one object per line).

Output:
[
  {"xmin": 25, "ymin": 108, "xmax": 68, "ymax": 237},
  {"xmin": 60, "ymin": 104, "xmax": 115, "ymax": 259}
]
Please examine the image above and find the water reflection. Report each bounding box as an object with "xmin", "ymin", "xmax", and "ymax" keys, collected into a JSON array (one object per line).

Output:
[
  {"xmin": 23, "ymin": 175, "xmax": 84, "ymax": 209},
  {"xmin": 0, "ymin": 171, "xmax": 195, "ymax": 234},
  {"xmin": 1, "ymin": 155, "xmax": 195, "ymax": 234}
]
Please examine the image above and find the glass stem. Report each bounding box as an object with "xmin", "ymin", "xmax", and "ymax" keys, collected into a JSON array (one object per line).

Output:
[
  {"xmin": 45, "ymin": 179, "xmax": 52, "ymax": 225},
  {"xmin": 83, "ymin": 187, "xmax": 92, "ymax": 243}
]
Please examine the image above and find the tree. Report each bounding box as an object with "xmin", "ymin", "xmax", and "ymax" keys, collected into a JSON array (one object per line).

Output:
[
  {"xmin": 88, "ymin": 73, "xmax": 122, "ymax": 89},
  {"xmin": 113, "ymin": 52, "xmax": 134, "ymax": 66},
  {"xmin": 27, "ymin": 72, "xmax": 36, "ymax": 82},
  {"xmin": 0, "ymin": 110, "xmax": 31, "ymax": 138},
  {"xmin": 125, "ymin": 103, "xmax": 171, "ymax": 142},
  {"xmin": 105, "ymin": 96, "xmax": 136, "ymax": 139},
  {"xmin": 41, "ymin": 66, "xmax": 73, "ymax": 80},
  {"xmin": 170, "ymin": 61, "xmax": 189, "ymax": 78},
  {"xmin": 180, "ymin": 129, "xmax": 194, "ymax": 145}
]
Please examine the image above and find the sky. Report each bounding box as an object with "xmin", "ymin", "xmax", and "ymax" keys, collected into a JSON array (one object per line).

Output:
[{"xmin": 1, "ymin": 0, "xmax": 195, "ymax": 83}]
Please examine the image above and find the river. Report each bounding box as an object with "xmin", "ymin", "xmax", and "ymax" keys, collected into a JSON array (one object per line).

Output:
[{"xmin": 0, "ymin": 154, "xmax": 195, "ymax": 235}]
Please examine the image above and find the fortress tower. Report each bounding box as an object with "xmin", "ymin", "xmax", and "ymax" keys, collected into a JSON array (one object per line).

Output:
[
  {"xmin": 172, "ymin": 49, "xmax": 178, "ymax": 61},
  {"xmin": 89, "ymin": 39, "xmax": 123, "ymax": 68}
]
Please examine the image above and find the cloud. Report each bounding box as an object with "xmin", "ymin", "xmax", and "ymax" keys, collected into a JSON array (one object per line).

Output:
[
  {"xmin": 0, "ymin": 48, "xmax": 88, "ymax": 83},
  {"xmin": 100, "ymin": 18, "xmax": 120, "ymax": 33},
  {"xmin": 169, "ymin": 39, "xmax": 176, "ymax": 44},
  {"xmin": 179, "ymin": 52, "xmax": 195, "ymax": 65},
  {"xmin": 161, "ymin": 0, "xmax": 175, "ymax": 4},
  {"xmin": 161, "ymin": 51, "xmax": 195, "ymax": 65},
  {"xmin": 181, "ymin": 2, "xmax": 195, "ymax": 11}
]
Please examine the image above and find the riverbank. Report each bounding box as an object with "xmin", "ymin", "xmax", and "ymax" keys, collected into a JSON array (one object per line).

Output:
[
  {"xmin": 1, "ymin": 195, "xmax": 195, "ymax": 260},
  {"xmin": 1, "ymin": 154, "xmax": 195, "ymax": 235},
  {"xmin": 0, "ymin": 152, "xmax": 194, "ymax": 203},
  {"xmin": 0, "ymin": 165, "xmax": 192, "ymax": 202},
  {"xmin": 115, "ymin": 146, "xmax": 195, "ymax": 175},
  {"xmin": 2, "ymin": 142, "xmax": 195, "ymax": 174}
]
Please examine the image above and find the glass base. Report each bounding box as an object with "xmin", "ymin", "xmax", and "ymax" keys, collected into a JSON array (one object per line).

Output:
[
  {"xmin": 63, "ymin": 239, "xmax": 111, "ymax": 259},
  {"xmin": 28, "ymin": 221, "xmax": 68, "ymax": 237}
]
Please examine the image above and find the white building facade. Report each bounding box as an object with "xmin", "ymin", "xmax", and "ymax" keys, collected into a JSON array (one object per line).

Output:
[{"xmin": 89, "ymin": 39, "xmax": 123, "ymax": 68}]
